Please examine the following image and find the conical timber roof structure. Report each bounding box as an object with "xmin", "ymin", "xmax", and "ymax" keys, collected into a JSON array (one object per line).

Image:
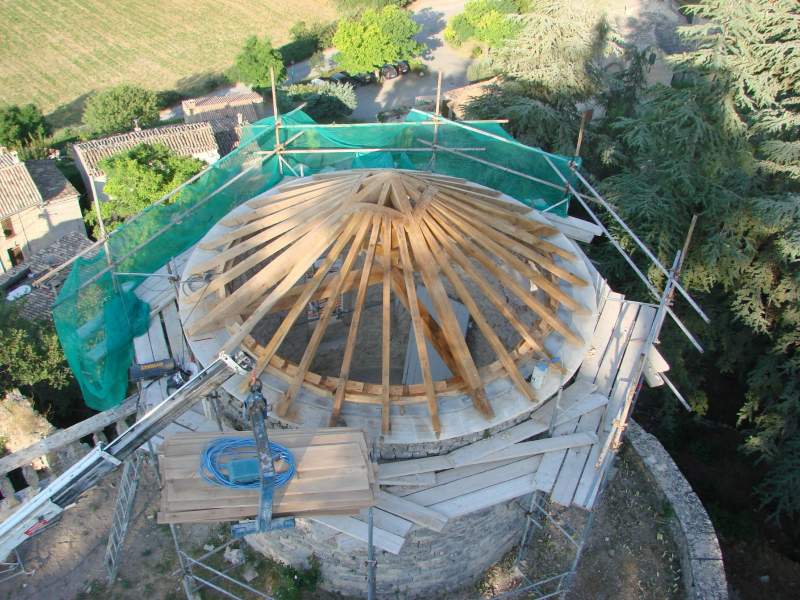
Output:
[{"xmin": 180, "ymin": 170, "xmax": 595, "ymax": 435}]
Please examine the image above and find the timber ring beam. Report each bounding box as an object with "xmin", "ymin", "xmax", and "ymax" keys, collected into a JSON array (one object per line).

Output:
[{"xmin": 179, "ymin": 169, "xmax": 598, "ymax": 440}]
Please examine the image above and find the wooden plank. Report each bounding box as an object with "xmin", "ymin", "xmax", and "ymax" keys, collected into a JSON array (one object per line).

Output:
[
  {"xmin": 590, "ymin": 300, "xmax": 640, "ymax": 395},
  {"xmin": 543, "ymin": 213, "xmax": 602, "ymax": 243},
  {"xmin": 403, "ymin": 457, "xmax": 541, "ymax": 507},
  {"xmin": 475, "ymin": 432, "xmax": 597, "ymax": 465},
  {"xmin": 356, "ymin": 508, "xmax": 413, "ymax": 538},
  {"xmin": 375, "ymin": 490, "xmax": 448, "ymax": 532},
  {"xmin": 311, "ymin": 516, "xmax": 405, "ymax": 555},
  {"xmin": 550, "ymin": 407, "xmax": 604, "ymax": 506},
  {"xmin": 430, "ymin": 473, "xmax": 537, "ymax": 519},
  {"xmin": 378, "ymin": 455, "xmax": 452, "ymax": 480},
  {"xmin": 377, "ymin": 472, "xmax": 437, "ymax": 487},
  {"xmin": 448, "ymin": 419, "xmax": 551, "ymax": 467},
  {"xmin": 161, "ymin": 301, "xmax": 189, "ymax": 364},
  {"xmin": 578, "ymin": 292, "xmax": 624, "ymax": 382}
]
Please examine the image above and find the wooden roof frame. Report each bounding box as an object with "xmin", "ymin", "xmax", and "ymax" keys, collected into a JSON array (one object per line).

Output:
[{"xmin": 181, "ymin": 170, "xmax": 592, "ymax": 435}]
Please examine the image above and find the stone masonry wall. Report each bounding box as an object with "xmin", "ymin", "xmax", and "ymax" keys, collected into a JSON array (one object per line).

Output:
[
  {"xmin": 245, "ymin": 498, "xmax": 527, "ymax": 599},
  {"xmin": 626, "ymin": 420, "xmax": 729, "ymax": 600}
]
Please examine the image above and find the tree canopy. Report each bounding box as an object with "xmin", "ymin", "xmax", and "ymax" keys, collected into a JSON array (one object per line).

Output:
[
  {"xmin": 443, "ymin": 0, "xmax": 523, "ymax": 49},
  {"xmin": 285, "ymin": 81, "xmax": 357, "ymax": 122},
  {"xmin": 0, "ymin": 103, "xmax": 51, "ymax": 151},
  {"xmin": 332, "ymin": 5, "xmax": 423, "ymax": 74},
  {"xmin": 233, "ymin": 36, "xmax": 286, "ymax": 88},
  {"xmin": 82, "ymin": 84, "xmax": 159, "ymax": 136},
  {"xmin": 86, "ymin": 143, "xmax": 205, "ymax": 236}
]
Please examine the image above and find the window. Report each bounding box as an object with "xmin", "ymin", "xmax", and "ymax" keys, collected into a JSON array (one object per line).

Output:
[
  {"xmin": 7, "ymin": 246, "xmax": 23, "ymax": 266},
  {"xmin": 1, "ymin": 218, "xmax": 14, "ymax": 238}
]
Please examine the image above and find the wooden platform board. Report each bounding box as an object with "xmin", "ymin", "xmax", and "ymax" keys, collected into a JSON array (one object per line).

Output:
[{"xmin": 157, "ymin": 428, "xmax": 376, "ymax": 524}]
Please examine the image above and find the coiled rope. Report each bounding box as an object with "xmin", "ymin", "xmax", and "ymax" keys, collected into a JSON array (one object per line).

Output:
[{"xmin": 199, "ymin": 437, "xmax": 295, "ymax": 489}]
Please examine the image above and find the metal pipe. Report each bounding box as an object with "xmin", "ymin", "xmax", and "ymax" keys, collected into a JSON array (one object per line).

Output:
[
  {"xmin": 571, "ymin": 169, "xmax": 709, "ymax": 323},
  {"xmin": 367, "ymin": 507, "xmax": 376, "ymax": 600},
  {"xmin": 279, "ymin": 146, "xmax": 486, "ymax": 154},
  {"xmin": 540, "ymin": 154, "xmax": 703, "ymax": 353}
]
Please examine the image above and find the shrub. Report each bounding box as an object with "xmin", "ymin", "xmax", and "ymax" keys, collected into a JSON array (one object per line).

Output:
[
  {"xmin": 0, "ymin": 103, "xmax": 51, "ymax": 150},
  {"xmin": 471, "ymin": 45, "xmax": 484, "ymax": 58},
  {"xmin": 82, "ymin": 85, "xmax": 159, "ymax": 135},
  {"xmin": 466, "ymin": 59, "xmax": 496, "ymax": 82},
  {"xmin": 444, "ymin": 14, "xmax": 475, "ymax": 47},
  {"xmin": 285, "ymin": 81, "xmax": 357, "ymax": 121}
]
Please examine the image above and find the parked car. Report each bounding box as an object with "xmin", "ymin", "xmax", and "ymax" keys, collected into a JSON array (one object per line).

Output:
[
  {"xmin": 380, "ymin": 64, "xmax": 399, "ymax": 80},
  {"xmin": 396, "ymin": 60, "xmax": 410, "ymax": 75}
]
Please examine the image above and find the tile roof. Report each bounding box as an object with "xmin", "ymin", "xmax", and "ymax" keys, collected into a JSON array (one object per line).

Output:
[
  {"xmin": 24, "ymin": 160, "xmax": 79, "ymax": 203},
  {"xmin": 184, "ymin": 104, "xmax": 259, "ymax": 128},
  {"xmin": 182, "ymin": 91, "xmax": 263, "ymax": 114},
  {"xmin": 0, "ymin": 152, "xmax": 41, "ymax": 219},
  {"xmin": 72, "ymin": 122, "xmax": 218, "ymax": 178},
  {"xmin": 0, "ymin": 231, "xmax": 95, "ymax": 321}
]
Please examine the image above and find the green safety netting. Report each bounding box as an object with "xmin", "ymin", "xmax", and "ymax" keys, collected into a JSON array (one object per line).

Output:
[{"xmin": 53, "ymin": 108, "xmax": 579, "ymax": 411}]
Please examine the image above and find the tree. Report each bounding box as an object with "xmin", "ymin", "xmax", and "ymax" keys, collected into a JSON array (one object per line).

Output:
[
  {"xmin": 83, "ymin": 84, "xmax": 159, "ymax": 136},
  {"xmin": 491, "ymin": 1, "xmax": 619, "ymax": 102},
  {"xmin": 0, "ymin": 304, "xmax": 73, "ymax": 398},
  {"xmin": 0, "ymin": 104, "xmax": 51, "ymax": 151},
  {"xmin": 85, "ymin": 143, "xmax": 205, "ymax": 235},
  {"xmin": 332, "ymin": 5, "xmax": 424, "ymax": 75},
  {"xmin": 590, "ymin": 0, "xmax": 800, "ymax": 519},
  {"xmin": 285, "ymin": 82, "xmax": 357, "ymax": 122},
  {"xmin": 233, "ymin": 36, "xmax": 286, "ymax": 88}
]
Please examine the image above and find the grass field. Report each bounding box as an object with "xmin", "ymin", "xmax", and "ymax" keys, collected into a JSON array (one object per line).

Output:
[{"xmin": 0, "ymin": 0, "xmax": 337, "ymax": 127}]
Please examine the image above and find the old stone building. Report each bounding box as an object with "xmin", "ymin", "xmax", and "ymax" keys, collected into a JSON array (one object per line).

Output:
[
  {"xmin": 0, "ymin": 150, "xmax": 85, "ymax": 272},
  {"xmin": 71, "ymin": 122, "xmax": 220, "ymax": 209},
  {"xmin": 182, "ymin": 90, "xmax": 264, "ymax": 155}
]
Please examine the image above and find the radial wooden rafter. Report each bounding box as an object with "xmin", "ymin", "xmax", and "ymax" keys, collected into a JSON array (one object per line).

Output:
[{"xmin": 183, "ymin": 170, "xmax": 591, "ymax": 435}]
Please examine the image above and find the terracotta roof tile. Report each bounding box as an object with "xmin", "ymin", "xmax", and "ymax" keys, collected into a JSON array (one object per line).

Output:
[
  {"xmin": 0, "ymin": 151, "xmax": 42, "ymax": 219},
  {"xmin": 72, "ymin": 122, "xmax": 218, "ymax": 178},
  {"xmin": 182, "ymin": 91, "xmax": 263, "ymax": 114}
]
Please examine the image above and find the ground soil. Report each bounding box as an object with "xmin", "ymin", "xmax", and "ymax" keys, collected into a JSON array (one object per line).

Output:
[{"xmin": 0, "ymin": 445, "xmax": 682, "ymax": 600}]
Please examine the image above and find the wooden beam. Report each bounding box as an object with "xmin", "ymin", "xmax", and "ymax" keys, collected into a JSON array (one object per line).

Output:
[
  {"xmin": 419, "ymin": 221, "xmax": 537, "ymax": 405},
  {"xmin": 276, "ymin": 217, "xmax": 374, "ymax": 416},
  {"xmin": 330, "ymin": 217, "xmax": 382, "ymax": 425},
  {"xmin": 428, "ymin": 207, "xmax": 584, "ymax": 346},
  {"xmin": 239, "ymin": 215, "xmax": 367, "ymax": 388},
  {"xmin": 394, "ymin": 222, "xmax": 441, "ymax": 434},
  {"xmin": 381, "ymin": 218, "xmax": 392, "ymax": 432},
  {"xmin": 423, "ymin": 216, "xmax": 545, "ymax": 355}
]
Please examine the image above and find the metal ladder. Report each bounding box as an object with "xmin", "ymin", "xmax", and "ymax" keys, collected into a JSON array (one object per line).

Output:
[{"xmin": 103, "ymin": 450, "xmax": 145, "ymax": 584}]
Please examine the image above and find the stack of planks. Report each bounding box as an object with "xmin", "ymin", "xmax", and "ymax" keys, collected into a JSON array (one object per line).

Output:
[{"xmin": 158, "ymin": 428, "xmax": 375, "ymax": 524}]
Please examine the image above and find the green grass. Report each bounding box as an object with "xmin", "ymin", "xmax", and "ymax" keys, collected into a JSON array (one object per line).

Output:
[{"xmin": 0, "ymin": 0, "xmax": 337, "ymax": 127}]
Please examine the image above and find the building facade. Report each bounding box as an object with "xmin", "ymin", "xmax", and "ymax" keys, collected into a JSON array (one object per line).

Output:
[{"xmin": 0, "ymin": 151, "xmax": 85, "ymax": 272}]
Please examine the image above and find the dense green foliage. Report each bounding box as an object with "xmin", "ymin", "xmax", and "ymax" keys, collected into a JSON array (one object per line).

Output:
[
  {"xmin": 491, "ymin": 1, "xmax": 618, "ymax": 101},
  {"xmin": 444, "ymin": 0, "xmax": 523, "ymax": 48},
  {"xmin": 86, "ymin": 143, "xmax": 205, "ymax": 236},
  {"xmin": 82, "ymin": 84, "xmax": 159, "ymax": 136},
  {"xmin": 468, "ymin": 0, "xmax": 799, "ymax": 520},
  {"xmin": 0, "ymin": 103, "xmax": 50, "ymax": 151},
  {"xmin": 332, "ymin": 5, "xmax": 423, "ymax": 75},
  {"xmin": 233, "ymin": 36, "xmax": 287, "ymax": 89},
  {"xmin": 280, "ymin": 21, "xmax": 337, "ymax": 65},
  {"xmin": 592, "ymin": 1, "xmax": 800, "ymax": 518},
  {"xmin": 0, "ymin": 304, "xmax": 73, "ymax": 399},
  {"xmin": 284, "ymin": 81, "xmax": 357, "ymax": 121}
]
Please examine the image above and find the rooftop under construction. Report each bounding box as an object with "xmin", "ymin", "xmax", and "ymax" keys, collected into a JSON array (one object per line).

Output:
[{"xmin": 0, "ymin": 81, "xmax": 707, "ymax": 599}]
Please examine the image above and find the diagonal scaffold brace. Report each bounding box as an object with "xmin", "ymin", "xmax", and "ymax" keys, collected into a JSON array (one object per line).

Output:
[{"xmin": 230, "ymin": 380, "xmax": 295, "ymax": 538}]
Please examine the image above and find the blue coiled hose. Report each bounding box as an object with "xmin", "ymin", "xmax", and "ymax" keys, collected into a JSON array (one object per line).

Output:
[{"xmin": 199, "ymin": 437, "xmax": 295, "ymax": 489}]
